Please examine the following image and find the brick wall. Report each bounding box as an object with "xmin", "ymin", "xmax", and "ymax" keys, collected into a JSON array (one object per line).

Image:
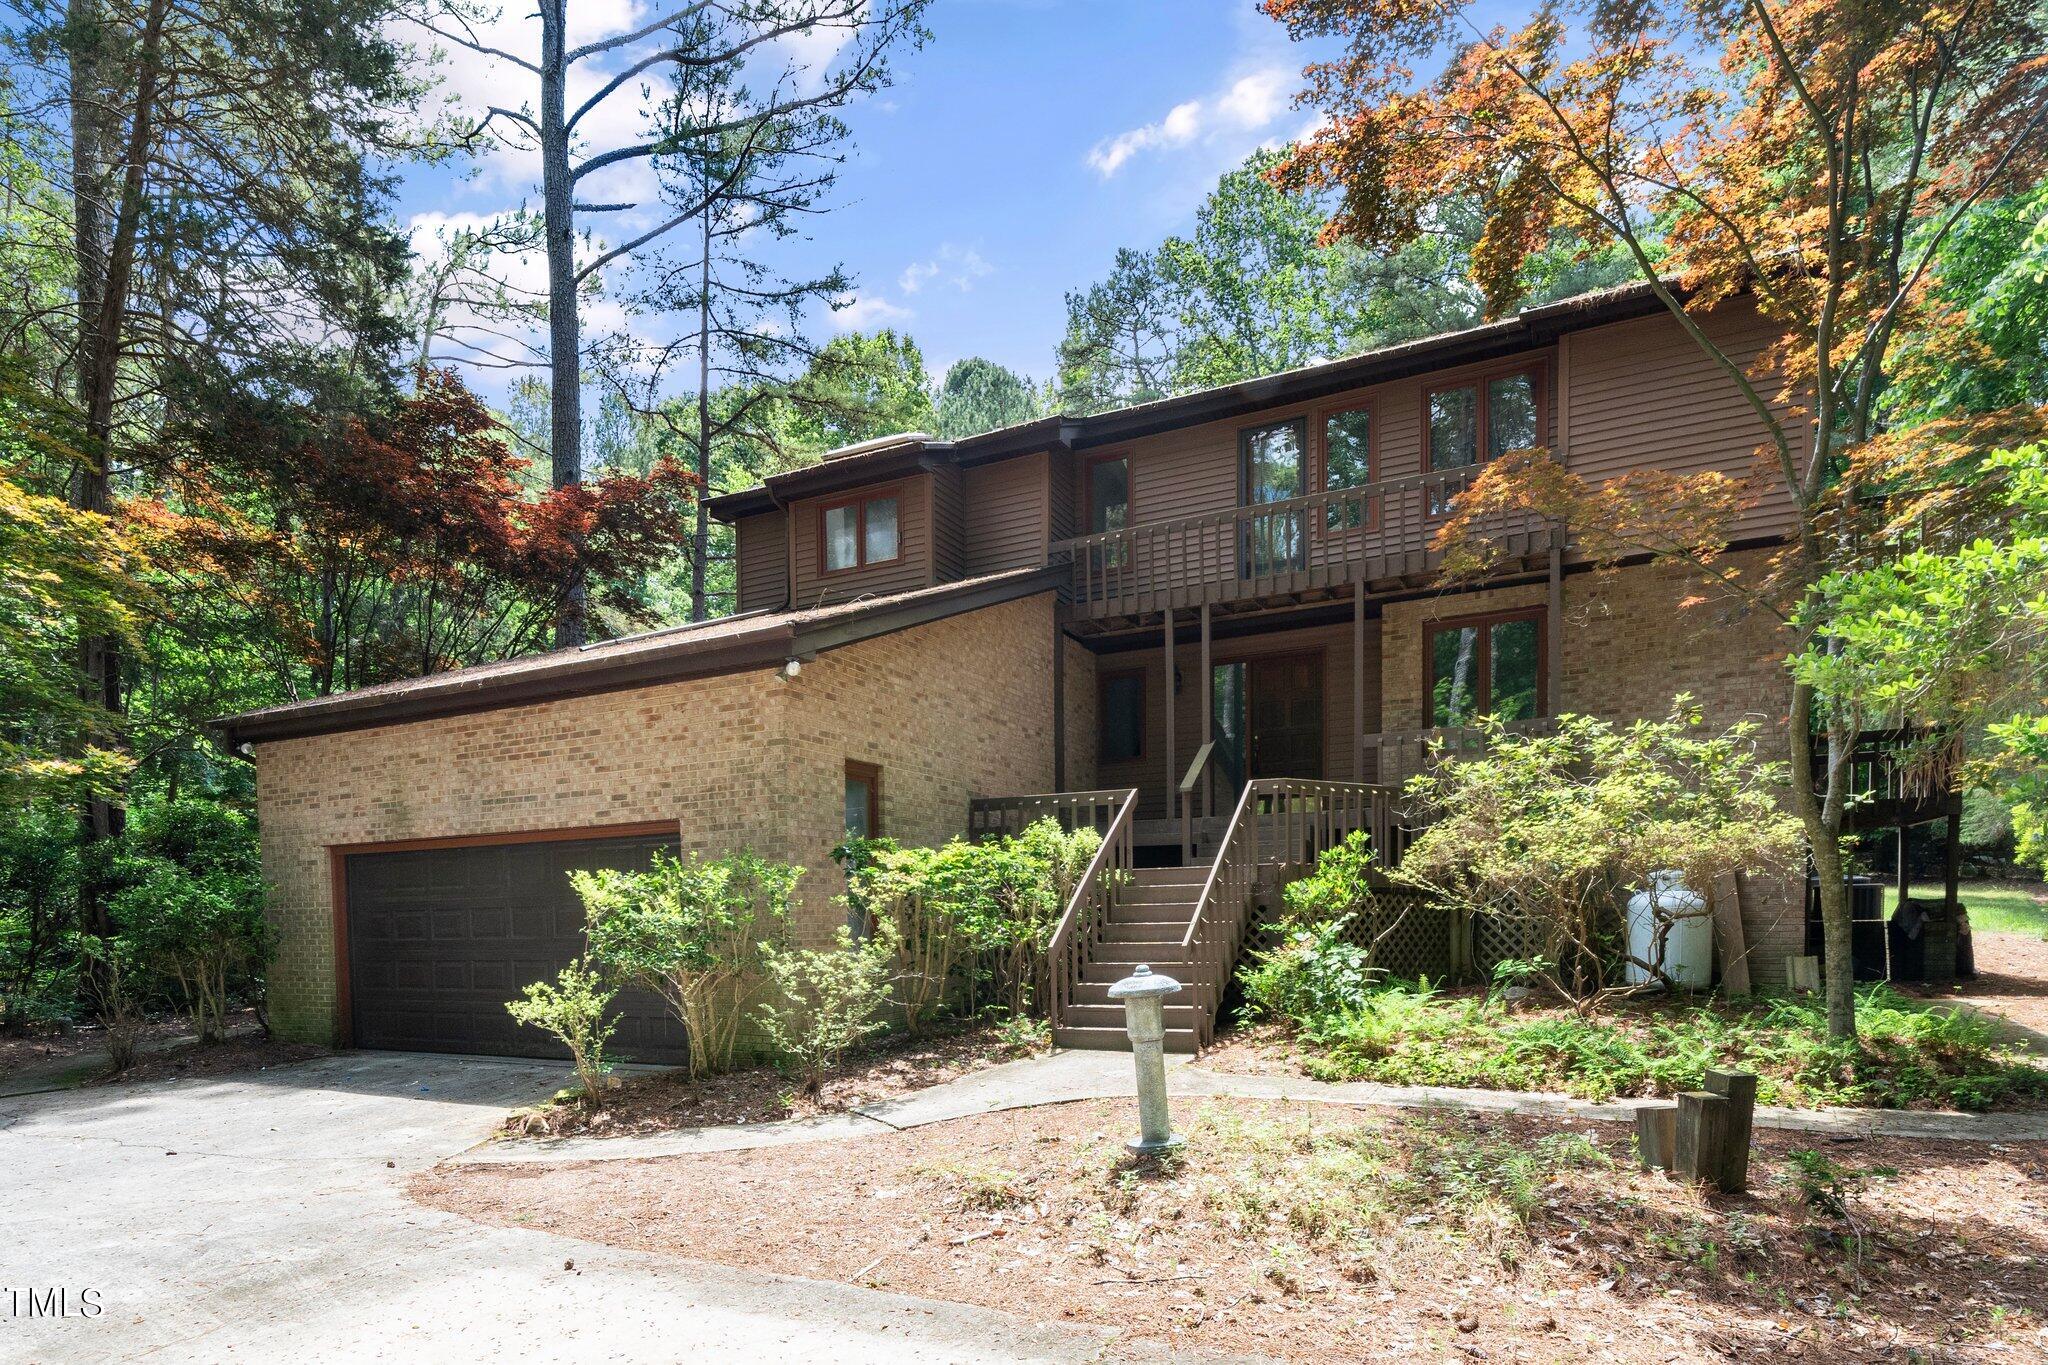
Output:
[
  {"xmin": 1380, "ymin": 553, "xmax": 1806, "ymax": 989},
  {"xmin": 254, "ymin": 593, "xmax": 1059, "ymax": 1044}
]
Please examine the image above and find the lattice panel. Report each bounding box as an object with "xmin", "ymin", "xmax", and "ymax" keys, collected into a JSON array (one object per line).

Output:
[
  {"xmin": 1471, "ymin": 913, "xmax": 1546, "ymax": 977},
  {"xmin": 1246, "ymin": 889, "xmax": 1456, "ymax": 983}
]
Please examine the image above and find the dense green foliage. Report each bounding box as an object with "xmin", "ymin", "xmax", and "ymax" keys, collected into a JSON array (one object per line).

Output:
[
  {"xmin": 753, "ymin": 926, "xmax": 896, "ymax": 1093},
  {"xmin": 847, "ymin": 818, "xmax": 1100, "ymax": 1023},
  {"xmin": 1264, "ymin": 980, "xmax": 2048, "ymax": 1111},
  {"xmin": 934, "ymin": 357, "xmax": 1043, "ymax": 439},
  {"xmin": 1397, "ymin": 705, "xmax": 1802, "ymax": 1003},
  {"xmin": 575, "ymin": 850, "xmax": 801, "ymax": 1079}
]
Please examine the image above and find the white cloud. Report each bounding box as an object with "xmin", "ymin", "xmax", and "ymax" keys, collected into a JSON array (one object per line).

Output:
[
  {"xmin": 1085, "ymin": 65, "xmax": 1297, "ymax": 179},
  {"xmin": 898, "ymin": 244, "xmax": 992, "ymax": 295},
  {"xmin": 830, "ymin": 293, "xmax": 913, "ymax": 330}
]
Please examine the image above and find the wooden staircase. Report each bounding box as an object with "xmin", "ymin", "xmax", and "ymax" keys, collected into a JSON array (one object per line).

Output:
[{"xmin": 1050, "ymin": 866, "xmax": 1214, "ymax": 1054}]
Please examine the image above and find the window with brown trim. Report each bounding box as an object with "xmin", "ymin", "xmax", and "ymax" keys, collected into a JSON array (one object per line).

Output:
[
  {"xmin": 1097, "ymin": 669, "xmax": 1146, "ymax": 765},
  {"xmin": 843, "ymin": 760, "xmax": 882, "ymax": 840},
  {"xmin": 819, "ymin": 491, "xmax": 902, "ymax": 573},
  {"xmin": 1424, "ymin": 608, "xmax": 1546, "ymax": 728},
  {"xmin": 1426, "ymin": 365, "xmax": 1546, "ymax": 474},
  {"xmin": 1318, "ymin": 401, "xmax": 1375, "ymax": 531}
]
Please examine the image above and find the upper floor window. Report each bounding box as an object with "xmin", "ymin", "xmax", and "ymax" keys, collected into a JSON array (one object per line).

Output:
[
  {"xmin": 1426, "ymin": 608, "xmax": 1545, "ymax": 728},
  {"xmin": 820, "ymin": 491, "xmax": 900, "ymax": 573},
  {"xmin": 1321, "ymin": 405, "xmax": 1373, "ymax": 530},
  {"xmin": 1087, "ymin": 455, "xmax": 1129, "ymax": 535},
  {"xmin": 1428, "ymin": 367, "xmax": 1543, "ymax": 473}
]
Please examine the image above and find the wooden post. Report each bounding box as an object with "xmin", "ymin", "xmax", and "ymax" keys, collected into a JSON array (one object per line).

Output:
[
  {"xmin": 1635, "ymin": 1102, "xmax": 1678, "ymax": 1172},
  {"xmin": 1944, "ymin": 809, "xmax": 1962, "ymax": 915},
  {"xmin": 1713, "ymin": 872, "xmax": 1751, "ymax": 997},
  {"xmin": 1704, "ymin": 1069, "xmax": 1757, "ymax": 1193},
  {"xmin": 1162, "ymin": 607, "xmax": 1176, "ymax": 815},
  {"xmin": 1546, "ymin": 541, "xmax": 1563, "ymax": 709},
  {"xmin": 1675, "ymin": 1090, "xmax": 1730, "ymax": 1187},
  {"xmin": 1200, "ymin": 603, "xmax": 1213, "ymax": 819},
  {"xmin": 1896, "ymin": 822, "xmax": 1911, "ymax": 906},
  {"xmin": 1353, "ymin": 582, "xmax": 1367, "ymax": 781}
]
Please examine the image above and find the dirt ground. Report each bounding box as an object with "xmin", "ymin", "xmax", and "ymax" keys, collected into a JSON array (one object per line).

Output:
[
  {"xmin": 96, "ymin": 1030, "xmax": 326, "ymax": 1085},
  {"xmin": 505, "ymin": 1023, "xmax": 1048, "ymax": 1138},
  {"xmin": 0, "ymin": 1016, "xmax": 187, "ymax": 1079},
  {"xmin": 419, "ymin": 1098, "xmax": 2048, "ymax": 1363},
  {"xmin": 1910, "ymin": 930, "xmax": 2048, "ymax": 1052},
  {"xmin": 1, "ymin": 1012, "xmax": 323, "ymax": 1089}
]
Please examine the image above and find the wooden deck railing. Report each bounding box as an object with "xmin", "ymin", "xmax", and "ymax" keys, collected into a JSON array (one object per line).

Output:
[
  {"xmin": 1044, "ymin": 788, "xmax": 1139, "ymax": 1031},
  {"xmin": 1176, "ymin": 779, "xmax": 1404, "ymax": 1049},
  {"xmin": 1358, "ymin": 717, "xmax": 1562, "ymax": 787},
  {"xmin": 967, "ymin": 789, "xmax": 1130, "ymax": 841},
  {"xmin": 1049, "ymin": 466, "xmax": 1561, "ymax": 619}
]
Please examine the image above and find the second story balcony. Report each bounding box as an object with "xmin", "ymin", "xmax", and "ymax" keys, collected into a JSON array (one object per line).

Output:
[{"xmin": 1048, "ymin": 465, "xmax": 1563, "ymax": 625}]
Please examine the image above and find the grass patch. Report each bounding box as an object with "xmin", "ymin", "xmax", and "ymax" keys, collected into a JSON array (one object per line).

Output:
[
  {"xmin": 1286, "ymin": 982, "xmax": 2048, "ymax": 1111},
  {"xmin": 1893, "ymin": 881, "xmax": 2048, "ymax": 939}
]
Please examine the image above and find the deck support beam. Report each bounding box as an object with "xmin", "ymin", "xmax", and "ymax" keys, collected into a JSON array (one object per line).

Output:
[
  {"xmin": 1353, "ymin": 583, "xmax": 1367, "ymax": 781},
  {"xmin": 1200, "ymin": 604, "xmax": 1213, "ymax": 819},
  {"xmin": 1163, "ymin": 607, "xmax": 1176, "ymax": 817},
  {"xmin": 1052, "ymin": 620, "xmax": 1066, "ymax": 792},
  {"xmin": 1547, "ymin": 540, "xmax": 1564, "ymax": 707}
]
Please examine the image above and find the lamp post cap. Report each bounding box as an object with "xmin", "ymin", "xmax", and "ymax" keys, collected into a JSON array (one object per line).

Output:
[{"xmin": 1107, "ymin": 963, "xmax": 1183, "ymax": 1000}]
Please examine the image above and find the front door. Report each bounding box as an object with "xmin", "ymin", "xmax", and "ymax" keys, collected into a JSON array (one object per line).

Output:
[{"xmin": 1247, "ymin": 653, "xmax": 1324, "ymax": 780}]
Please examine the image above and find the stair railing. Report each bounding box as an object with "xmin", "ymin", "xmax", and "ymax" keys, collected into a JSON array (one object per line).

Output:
[
  {"xmin": 1177, "ymin": 778, "xmax": 1406, "ymax": 1049},
  {"xmin": 1045, "ymin": 787, "xmax": 1139, "ymax": 1032},
  {"xmin": 1178, "ymin": 740, "xmax": 1216, "ymax": 864},
  {"xmin": 967, "ymin": 789, "xmax": 1130, "ymax": 841}
]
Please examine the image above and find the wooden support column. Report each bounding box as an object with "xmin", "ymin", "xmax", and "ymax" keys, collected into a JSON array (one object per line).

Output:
[
  {"xmin": 1353, "ymin": 582, "xmax": 1367, "ymax": 781},
  {"xmin": 1163, "ymin": 607, "xmax": 1176, "ymax": 814},
  {"xmin": 1547, "ymin": 542, "xmax": 1564, "ymax": 709},
  {"xmin": 1200, "ymin": 603, "xmax": 1213, "ymax": 818},
  {"xmin": 1052, "ymin": 621, "xmax": 1066, "ymax": 792},
  {"xmin": 1944, "ymin": 809, "xmax": 1963, "ymax": 913},
  {"xmin": 1896, "ymin": 822, "xmax": 1911, "ymax": 905}
]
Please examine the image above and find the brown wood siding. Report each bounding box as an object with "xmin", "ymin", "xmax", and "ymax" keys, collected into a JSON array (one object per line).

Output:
[
  {"xmin": 1093, "ymin": 618, "xmax": 1382, "ymax": 821},
  {"xmin": 961, "ymin": 452, "xmax": 1049, "ymax": 577},
  {"xmin": 789, "ymin": 475, "xmax": 932, "ymax": 608},
  {"xmin": 930, "ymin": 463, "xmax": 966, "ymax": 582},
  {"xmin": 1562, "ymin": 298, "xmax": 1801, "ymax": 542},
  {"xmin": 1079, "ymin": 346, "xmax": 1558, "ymax": 530},
  {"xmin": 734, "ymin": 510, "xmax": 789, "ymax": 613},
  {"xmin": 1047, "ymin": 448, "xmax": 1077, "ymax": 544}
]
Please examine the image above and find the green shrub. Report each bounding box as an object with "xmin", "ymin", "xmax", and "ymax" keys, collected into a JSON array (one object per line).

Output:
[
  {"xmin": 578, "ymin": 849, "xmax": 800, "ymax": 1079},
  {"xmin": 1240, "ymin": 917, "xmax": 1377, "ymax": 1024},
  {"xmin": 849, "ymin": 818, "xmax": 1102, "ymax": 1024},
  {"xmin": 754, "ymin": 926, "xmax": 895, "ymax": 1094},
  {"xmin": 506, "ymin": 959, "xmax": 618, "ymax": 1107},
  {"xmin": 0, "ymin": 804, "xmax": 81, "ymax": 1030},
  {"xmin": 105, "ymin": 799, "xmax": 270, "ymax": 1042}
]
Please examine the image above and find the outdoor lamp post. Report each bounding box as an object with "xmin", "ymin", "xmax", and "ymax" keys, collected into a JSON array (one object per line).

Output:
[{"xmin": 1106, "ymin": 963, "xmax": 1184, "ymax": 1155}]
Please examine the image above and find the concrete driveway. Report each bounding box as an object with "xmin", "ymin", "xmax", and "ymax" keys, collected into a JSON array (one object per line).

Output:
[{"xmin": 0, "ymin": 1052, "xmax": 1194, "ymax": 1363}]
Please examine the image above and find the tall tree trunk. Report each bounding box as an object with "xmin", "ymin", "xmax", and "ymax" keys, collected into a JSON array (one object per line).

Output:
[
  {"xmin": 689, "ymin": 204, "xmax": 712, "ymax": 622},
  {"xmin": 1787, "ymin": 678, "xmax": 1857, "ymax": 1038},
  {"xmin": 539, "ymin": 0, "xmax": 585, "ymax": 646},
  {"xmin": 68, "ymin": 0, "xmax": 169, "ymax": 932}
]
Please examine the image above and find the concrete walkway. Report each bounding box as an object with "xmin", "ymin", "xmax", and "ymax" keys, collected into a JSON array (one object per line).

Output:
[
  {"xmin": 0, "ymin": 1052, "xmax": 1228, "ymax": 1363},
  {"xmin": 452, "ymin": 1047, "xmax": 2048, "ymax": 1167}
]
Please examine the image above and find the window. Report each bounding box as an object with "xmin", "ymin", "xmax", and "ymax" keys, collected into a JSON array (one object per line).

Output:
[
  {"xmin": 1086, "ymin": 455, "xmax": 1129, "ymax": 535},
  {"xmin": 1425, "ymin": 609, "xmax": 1545, "ymax": 728},
  {"xmin": 1321, "ymin": 405, "xmax": 1373, "ymax": 530},
  {"xmin": 843, "ymin": 761, "xmax": 881, "ymax": 839},
  {"xmin": 819, "ymin": 492, "xmax": 901, "ymax": 573},
  {"xmin": 1241, "ymin": 418, "xmax": 1306, "ymax": 574},
  {"xmin": 1427, "ymin": 366, "xmax": 1543, "ymax": 473},
  {"xmin": 1098, "ymin": 670, "xmax": 1145, "ymax": 764}
]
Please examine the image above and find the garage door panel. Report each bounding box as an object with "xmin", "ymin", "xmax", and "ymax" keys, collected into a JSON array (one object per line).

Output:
[{"xmin": 345, "ymin": 832, "xmax": 689, "ymax": 1063}]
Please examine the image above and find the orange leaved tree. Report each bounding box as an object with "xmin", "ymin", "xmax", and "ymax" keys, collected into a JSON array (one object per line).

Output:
[{"xmin": 1265, "ymin": 0, "xmax": 2048, "ymax": 1037}]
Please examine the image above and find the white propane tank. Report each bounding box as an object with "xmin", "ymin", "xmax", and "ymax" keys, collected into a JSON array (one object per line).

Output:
[{"xmin": 1624, "ymin": 871, "xmax": 1712, "ymax": 988}]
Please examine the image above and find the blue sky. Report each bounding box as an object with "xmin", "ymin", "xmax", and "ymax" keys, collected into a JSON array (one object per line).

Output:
[{"xmin": 395, "ymin": 0, "xmax": 1340, "ymax": 397}]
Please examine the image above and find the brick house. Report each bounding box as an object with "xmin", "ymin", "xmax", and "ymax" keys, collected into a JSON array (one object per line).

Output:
[{"xmin": 221, "ymin": 282, "xmax": 1852, "ymax": 1059}]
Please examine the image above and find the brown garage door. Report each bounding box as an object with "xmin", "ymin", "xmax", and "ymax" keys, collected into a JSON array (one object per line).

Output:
[{"xmin": 343, "ymin": 831, "xmax": 690, "ymax": 1062}]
